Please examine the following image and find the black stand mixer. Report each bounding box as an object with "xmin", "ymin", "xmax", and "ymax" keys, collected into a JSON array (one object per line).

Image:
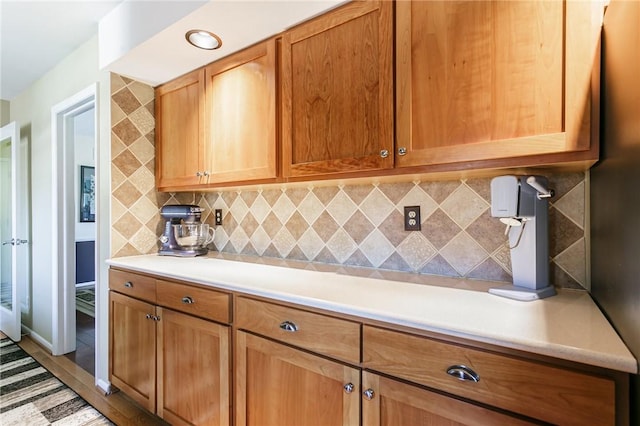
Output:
[{"xmin": 159, "ymin": 205, "xmax": 210, "ymax": 257}]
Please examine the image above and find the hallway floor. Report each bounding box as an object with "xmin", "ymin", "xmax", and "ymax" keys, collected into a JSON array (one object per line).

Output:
[{"xmin": 63, "ymin": 310, "xmax": 95, "ymax": 375}]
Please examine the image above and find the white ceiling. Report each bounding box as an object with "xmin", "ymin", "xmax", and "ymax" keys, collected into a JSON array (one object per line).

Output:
[
  {"xmin": 102, "ymin": 0, "xmax": 344, "ymax": 88},
  {"xmin": 0, "ymin": 0, "xmax": 124, "ymax": 100},
  {"xmin": 0, "ymin": 0, "xmax": 343, "ymax": 101}
]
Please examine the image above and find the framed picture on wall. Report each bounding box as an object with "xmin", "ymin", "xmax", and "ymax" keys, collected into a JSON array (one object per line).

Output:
[{"xmin": 80, "ymin": 165, "xmax": 95, "ymax": 223}]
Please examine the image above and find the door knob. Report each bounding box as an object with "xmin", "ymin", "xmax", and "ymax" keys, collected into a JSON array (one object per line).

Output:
[{"xmin": 363, "ymin": 388, "xmax": 375, "ymax": 400}]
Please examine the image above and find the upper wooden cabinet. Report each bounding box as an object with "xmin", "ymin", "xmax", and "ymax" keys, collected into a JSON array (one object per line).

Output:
[
  {"xmin": 280, "ymin": 0, "xmax": 394, "ymax": 178},
  {"xmin": 155, "ymin": 68, "xmax": 205, "ymax": 189},
  {"xmin": 204, "ymin": 39, "xmax": 277, "ymax": 185},
  {"xmin": 154, "ymin": 0, "xmax": 605, "ymax": 189},
  {"xmin": 395, "ymin": 0, "xmax": 603, "ymax": 170},
  {"xmin": 155, "ymin": 39, "xmax": 277, "ymax": 191}
]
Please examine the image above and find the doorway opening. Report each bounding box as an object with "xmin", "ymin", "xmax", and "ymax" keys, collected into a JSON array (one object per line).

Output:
[{"xmin": 51, "ymin": 84, "xmax": 98, "ymax": 378}]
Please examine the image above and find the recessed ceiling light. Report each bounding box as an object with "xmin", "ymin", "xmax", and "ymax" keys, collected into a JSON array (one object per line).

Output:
[{"xmin": 185, "ymin": 30, "xmax": 222, "ymax": 50}]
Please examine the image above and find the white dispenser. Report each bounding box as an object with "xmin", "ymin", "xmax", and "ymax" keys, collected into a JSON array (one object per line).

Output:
[{"xmin": 489, "ymin": 175, "xmax": 556, "ymax": 301}]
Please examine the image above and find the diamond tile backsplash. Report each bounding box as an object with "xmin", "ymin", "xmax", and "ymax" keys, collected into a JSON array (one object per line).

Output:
[{"xmin": 111, "ymin": 74, "xmax": 589, "ymax": 289}]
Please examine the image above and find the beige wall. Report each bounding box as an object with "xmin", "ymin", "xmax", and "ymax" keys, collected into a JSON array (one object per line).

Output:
[
  {"xmin": 111, "ymin": 74, "xmax": 588, "ymax": 289},
  {"xmin": 0, "ymin": 100, "xmax": 9, "ymax": 126},
  {"xmin": 11, "ymin": 35, "xmax": 111, "ymax": 344}
]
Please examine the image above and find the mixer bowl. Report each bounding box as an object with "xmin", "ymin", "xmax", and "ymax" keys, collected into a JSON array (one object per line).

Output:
[{"xmin": 173, "ymin": 223, "xmax": 214, "ymax": 248}]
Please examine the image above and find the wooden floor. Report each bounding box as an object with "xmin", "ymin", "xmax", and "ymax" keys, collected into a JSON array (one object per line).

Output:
[
  {"xmin": 2, "ymin": 332, "xmax": 168, "ymax": 426},
  {"xmin": 63, "ymin": 310, "xmax": 96, "ymax": 375}
]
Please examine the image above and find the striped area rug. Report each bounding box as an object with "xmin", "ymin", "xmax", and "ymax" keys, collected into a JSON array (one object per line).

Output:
[{"xmin": 0, "ymin": 338, "xmax": 113, "ymax": 425}]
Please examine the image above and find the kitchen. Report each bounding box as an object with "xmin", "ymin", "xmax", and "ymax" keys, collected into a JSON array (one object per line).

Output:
[{"xmin": 1, "ymin": 0, "xmax": 639, "ymax": 425}]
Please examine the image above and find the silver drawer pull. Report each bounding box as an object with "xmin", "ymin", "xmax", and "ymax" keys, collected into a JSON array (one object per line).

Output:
[
  {"xmin": 446, "ymin": 365, "xmax": 480, "ymax": 383},
  {"xmin": 343, "ymin": 383, "xmax": 354, "ymax": 394},
  {"xmin": 182, "ymin": 296, "xmax": 194, "ymax": 304},
  {"xmin": 279, "ymin": 320, "xmax": 298, "ymax": 332},
  {"xmin": 124, "ymin": 281, "xmax": 133, "ymax": 288},
  {"xmin": 363, "ymin": 388, "xmax": 375, "ymax": 400}
]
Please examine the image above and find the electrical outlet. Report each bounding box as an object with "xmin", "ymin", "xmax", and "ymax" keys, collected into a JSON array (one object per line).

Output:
[
  {"xmin": 404, "ymin": 206, "xmax": 421, "ymax": 231},
  {"xmin": 214, "ymin": 209, "xmax": 223, "ymax": 226}
]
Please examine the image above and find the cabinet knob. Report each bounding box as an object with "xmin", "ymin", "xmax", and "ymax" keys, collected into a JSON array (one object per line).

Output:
[
  {"xmin": 398, "ymin": 147, "xmax": 407, "ymax": 156},
  {"xmin": 446, "ymin": 365, "xmax": 480, "ymax": 383},
  {"xmin": 343, "ymin": 383, "xmax": 355, "ymax": 394},
  {"xmin": 279, "ymin": 320, "xmax": 298, "ymax": 332},
  {"xmin": 203, "ymin": 171, "xmax": 210, "ymax": 177},
  {"xmin": 145, "ymin": 313, "xmax": 152, "ymax": 320},
  {"xmin": 363, "ymin": 388, "xmax": 375, "ymax": 400},
  {"xmin": 182, "ymin": 296, "xmax": 194, "ymax": 304},
  {"xmin": 380, "ymin": 149, "xmax": 389, "ymax": 158},
  {"xmin": 196, "ymin": 171, "xmax": 203, "ymax": 177},
  {"xmin": 124, "ymin": 281, "xmax": 133, "ymax": 288}
]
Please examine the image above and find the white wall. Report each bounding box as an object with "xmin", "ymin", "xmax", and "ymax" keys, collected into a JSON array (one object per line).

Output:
[{"xmin": 9, "ymin": 34, "xmax": 111, "ymax": 385}]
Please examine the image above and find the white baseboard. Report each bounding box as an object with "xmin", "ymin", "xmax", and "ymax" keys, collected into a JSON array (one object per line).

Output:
[{"xmin": 21, "ymin": 326, "xmax": 53, "ymax": 352}]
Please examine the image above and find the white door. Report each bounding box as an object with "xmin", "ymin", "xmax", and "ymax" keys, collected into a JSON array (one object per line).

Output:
[{"xmin": 0, "ymin": 122, "xmax": 24, "ymax": 341}]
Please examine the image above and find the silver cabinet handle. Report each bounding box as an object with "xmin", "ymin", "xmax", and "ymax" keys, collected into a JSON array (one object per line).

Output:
[
  {"xmin": 145, "ymin": 313, "xmax": 160, "ymax": 321},
  {"xmin": 16, "ymin": 239, "xmax": 28, "ymax": 245},
  {"xmin": 398, "ymin": 147, "xmax": 407, "ymax": 156},
  {"xmin": 380, "ymin": 149, "xmax": 389, "ymax": 158},
  {"xmin": 343, "ymin": 383, "xmax": 354, "ymax": 394},
  {"xmin": 2, "ymin": 239, "xmax": 15, "ymax": 246},
  {"xmin": 446, "ymin": 365, "xmax": 480, "ymax": 383},
  {"xmin": 124, "ymin": 281, "xmax": 133, "ymax": 288},
  {"xmin": 196, "ymin": 171, "xmax": 203, "ymax": 177},
  {"xmin": 363, "ymin": 388, "xmax": 375, "ymax": 400},
  {"xmin": 182, "ymin": 296, "xmax": 194, "ymax": 304},
  {"xmin": 203, "ymin": 171, "xmax": 210, "ymax": 177},
  {"xmin": 279, "ymin": 320, "xmax": 298, "ymax": 332}
]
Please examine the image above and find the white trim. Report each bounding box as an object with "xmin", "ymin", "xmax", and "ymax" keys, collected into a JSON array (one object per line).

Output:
[
  {"xmin": 96, "ymin": 379, "xmax": 112, "ymax": 396},
  {"xmin": 51, "ymin": 83, "xmax": 98, "ymax": 356},
  {"xmin": 21, "ymin": 327, "xmax": 53, "ymax": 353},
  {"xmin": 0, "ymin": 122, "xmax": 22, "ymax": 342}
]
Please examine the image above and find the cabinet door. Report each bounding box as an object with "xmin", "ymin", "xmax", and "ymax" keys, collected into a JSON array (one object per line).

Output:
[
  {"xmin": 396, "ymin": 0, "xmax": 602, "ymax": 169},
  {"xmin": 204, "ymin": 39, "xmax": 277, "ymax": 185},
  {"xmin": 156, "ymin": 68, "xmax": 205, "ymax": 190},
  {"xmin": 281, "ymin": 0, "xmax": 394, "ymax": 178},
  {"xmin": 109, "ymin": 291, "xmax": 157, "ymax": 412},
  {"xmin": 362, "ymin": 372, "xmax": 534, "ymax": 426},
  {"xmin": 235, "ymin": 331, "xmax": 360, "ymax": 426},
  {"xmin": 157, "ymin": 308, "xmax": 230, "ymax": 426}
]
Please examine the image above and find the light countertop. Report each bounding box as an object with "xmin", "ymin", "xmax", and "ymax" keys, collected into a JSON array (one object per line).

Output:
[{"xmin": 107, "ymin": 253, "xmax": 637, "ymax": 374}]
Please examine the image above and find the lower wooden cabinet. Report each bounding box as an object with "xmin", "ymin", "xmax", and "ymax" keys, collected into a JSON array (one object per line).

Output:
[
  {"xmin": 363, "ymin": 325, "xmax": 618, "ymax": 426},
  {"xmin": 234, "ymin": 331, "xmax": 360, "ymax": 426},
  {"xmin": 109, "ymin": 268, "xmax": 629, "ymax": 425},
  {"xmin": 109, "ymin": 291, "xmax": 156, "ymax": 411},
  {"xmin": 158, "ymin": 308, "xmax": 230, "ymax": 426},
  {"xmin": 362, "ymin": 371, "xmax": 534, "ymax": 426},
  {"xmin": 109, "ymin": 290, "xmax": 230, "ymax": 425}
]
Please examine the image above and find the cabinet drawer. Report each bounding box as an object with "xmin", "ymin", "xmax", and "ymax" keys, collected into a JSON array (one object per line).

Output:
[
  {"xmin": 235, "ymin": 297, "xmax": 360, "ymax": 364},
  {"xmin": 156, "ymin": 280, "xmax": 231, "ymax": 324},
  {"xmin": 109, "ymin": 268, "xmax": 156, "ymax": 303},
  {"xmin": 363, "ymin": 326, "xmax": 615, "ymax": 426}
]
